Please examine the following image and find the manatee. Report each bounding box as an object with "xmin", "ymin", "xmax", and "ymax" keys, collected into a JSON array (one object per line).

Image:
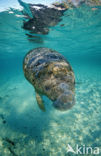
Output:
[{"xmin": 23, "ymin": 48, "xmax": 75, "ymax": 111}]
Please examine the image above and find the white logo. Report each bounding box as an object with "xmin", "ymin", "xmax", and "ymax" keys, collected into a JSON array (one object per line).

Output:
[{"xmin": 67, "ymin": 144, "xmax": 100, "ymax": 155}]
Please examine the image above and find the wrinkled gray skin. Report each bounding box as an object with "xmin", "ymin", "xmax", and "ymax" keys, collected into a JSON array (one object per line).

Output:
[{"xmin": 23, "ymin": 48, "xmax": 75, "ymax": 111}]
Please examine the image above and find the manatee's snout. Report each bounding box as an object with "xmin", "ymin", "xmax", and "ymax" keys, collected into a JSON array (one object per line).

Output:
[{"xmin": 53, "ymin": 90, "xmax": 75, "ymax": 111}]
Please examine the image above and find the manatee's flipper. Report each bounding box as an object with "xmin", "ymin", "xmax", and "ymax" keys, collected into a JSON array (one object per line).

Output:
[{"xmin": 36, "ymin": 92, "xmax": 46, "ymax": 112}]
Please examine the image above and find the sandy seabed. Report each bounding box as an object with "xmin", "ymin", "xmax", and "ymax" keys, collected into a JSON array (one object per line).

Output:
[{"xmin": 0, "ymin": 70, "xmax": 101, "ymax": 156}]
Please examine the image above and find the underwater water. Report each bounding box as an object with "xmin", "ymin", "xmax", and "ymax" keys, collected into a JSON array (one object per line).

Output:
[{"xmin": 0, "ymin": 1, "xmax": 101, "ymax": 156}]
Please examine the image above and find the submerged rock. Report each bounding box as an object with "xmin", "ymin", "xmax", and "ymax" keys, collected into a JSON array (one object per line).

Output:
[{"xmin": 23, "ymin": 48, "xmax": 75, "ymax": 111}]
